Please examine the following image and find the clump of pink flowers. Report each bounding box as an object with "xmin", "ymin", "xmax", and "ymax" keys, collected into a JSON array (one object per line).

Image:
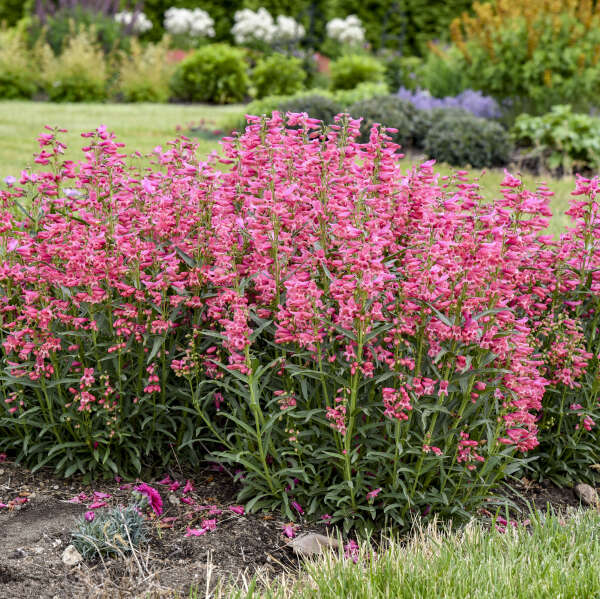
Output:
[{"xmin": 0, "ymin": 114, "xmax": 599, "ymax": 528}]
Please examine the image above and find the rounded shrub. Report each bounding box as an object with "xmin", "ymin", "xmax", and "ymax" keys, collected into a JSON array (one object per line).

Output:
[
  {"xmin": 329, "ymin": 53, "xmax": 385, "ymax": 91},
  {"xmin": 276, "ymin": 94, "xmax": 343, "ymax": 125},
  {"xmin": 251, "ymin": 53, "xmax": 307, "ymax": 99},
  {"xmin": 423, "ymin": 111, "xmax": 511, "ymax": 167},
  {"xmin": 348, "ymin": 95, "xmax": 423, "ymax": 148},
  {"xmin": 170, "ymin": 43, "xmax": 249, "ymax": 104},
  {"xmin": 42, "ymin": 29, "xmax": 107, "ymax": 102}
]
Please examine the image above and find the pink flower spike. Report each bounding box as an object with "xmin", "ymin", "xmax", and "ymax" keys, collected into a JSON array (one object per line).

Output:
[
  {"xmin": 366, "ymin": 488, "xmax": 382, "ymax": 501},
  {"xmin": 185, "ymin": 527, "xmax": 207, "ymax": 537},
  {"xmin": 182, "ymin": 479, "xmax": 194, "ymax": 494},
  {"xmin": 88, "ymin": 501, "xmax": 107, "ymax": 509},
  {"xmin": 229, "ymin": 505, "xmax": 245, "ymax": 516},
  {"xmin": 84, "ymin": 511, "xmax": 95, "ymax": 522}
]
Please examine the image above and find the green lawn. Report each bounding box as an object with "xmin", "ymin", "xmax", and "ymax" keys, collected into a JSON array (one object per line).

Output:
[
  {"xmin": 216, "ymin": 510, "xmax": 600, "ymax": 599},
  {"xmin": 0, "ymin": 101, "xmax": 242, "ymax": 176},
  {"xmin": 0, "ymin": 101, "xmax": 575, "ymax": 235}
]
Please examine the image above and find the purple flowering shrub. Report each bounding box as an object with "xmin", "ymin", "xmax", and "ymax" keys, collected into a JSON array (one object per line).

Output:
[{"xmin": 397, "ymin": 87, "xmax": 502, "ymax": 120}]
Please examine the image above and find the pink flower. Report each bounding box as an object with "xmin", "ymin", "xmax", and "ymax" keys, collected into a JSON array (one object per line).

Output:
[
  {"xmin": 134, "ymin": 483, "xmax": 163, "ymax": 515},
  {"xmin": 185, "ymin": 527, "xmax": 207, "ymax": 537},
  {"xmin": 182, "ymin": 479, "xmax": 194, "ymax": 494},
  {"xmin": 282, "ymin": 523, "xmax": 296, "ymax": 538},
  {"xmin": 88, "ymin": 501, "xmax": 107, "ymax": 509},
  {"xmin": 229, "ymin": 505, "xmax": 245, "ymax": 516},
  {"xmin": 93, "ymin": 491, "xmax": 111, "ymax": 499},
  {"xmin": 291, "ymin": 501, "xmax": 303, "ymax": 515},
  {"xmin": 366, "ymin": 488, "xmax": 381, "ymax": 501},
  {"xmin": 84, "ymin": 511, "xmax": 95, "ymax": 522}
]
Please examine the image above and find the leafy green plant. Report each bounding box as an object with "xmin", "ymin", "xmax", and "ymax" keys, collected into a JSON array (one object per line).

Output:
[
  {"xmin": 511, "ymin": 105, "xmax": 600, "ymax": 174},
  {"xmin": 251, "ymin": 53, "xmax": 306, "ymax": 99},
  {"xmin": 41, "ymin": 27, "xmax": 107, "ymax": 102},
  {"xmin": 170, "ymin": 43, "xmax": 249, "ymax": 104},
  {"xmin": 117, "ymin": 37, "xmax": 174, "ymax": 103},
  {"xmin": 71, "ymin": 505, "xmax": 148, "ymax": 560},
  {"xmin": 423, "ymin": 110, "xmax": 511, "ymax": 167},
  {"xmin": 329, "ymin": 54, "xmax": 385, "ymax": 91}
]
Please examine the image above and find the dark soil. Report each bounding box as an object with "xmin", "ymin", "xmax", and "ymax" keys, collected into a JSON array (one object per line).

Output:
[
  {"xmin": 0, "ymin": 460, "xmax": 312, "ymax": 599},
  {"xmin": 0, "ymin": 459, "xmax": 591, "ymax": 599}
]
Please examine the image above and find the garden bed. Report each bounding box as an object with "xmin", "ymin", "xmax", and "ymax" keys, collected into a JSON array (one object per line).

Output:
[
  {"xmin": 0, "ymin": 459, "xmax": 308, "ymax": 598},
  {"xmin": 0, "ymin": 457, "xmax": 588, "ymax": 599}
]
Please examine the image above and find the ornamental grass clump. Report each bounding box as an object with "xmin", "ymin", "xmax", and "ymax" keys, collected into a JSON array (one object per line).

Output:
[{"xmin": 0, "ymin": 114, "xmax": 596, "ymax": 530}]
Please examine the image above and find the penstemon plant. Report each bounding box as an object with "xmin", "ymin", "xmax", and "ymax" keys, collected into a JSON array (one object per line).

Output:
[{"xmin": 0, "ymin": 115, "xmax": 599, "ymax": 529}]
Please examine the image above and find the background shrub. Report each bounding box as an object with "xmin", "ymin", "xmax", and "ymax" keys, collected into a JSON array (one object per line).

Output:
[
  {"xmin": 329, "ymin": 53, "xmax": 385, "ymax": 90},
  {"xmin": 348, "ymin": 95, "xmax": 422, "ymax": 148},
  {"xmin": 325, "ymin": 0, "xmax": 476, "ymax": 55},
  {"xmin": 170, "ymin": 43, "xmax": 249, "ymax": 104},
  {"xmin": 423, "ymin": 111, "xmax": 511, "ymax": 167},
  {"xmin": 511, "ymin": 105, "xmax": 600, "ymax": 174},
  {"xmin": 382, "ymin": 54, "xmax": 423, "ymax": 93},
  {"xmin": 277, "ymin": 93, "xmax": 343, "ymax": 124},
  {"xmin": 0, "ymin": 29, "xmax": 38, "ymax": 99},
  {"xmin": 449, "ymin": 0, "xmax": 600, "ymax": 114},
  {"xmin": 117, "ymin": 37, "xmax": 174, "ymax": 103},
  {"xmin": 42, "ymin": 28, "xmax": 107, "ymax": 102},
  {"xmin": 29, "ymin": 1, "xmax": 131, "ymax": 55},
  {"xmin": 397, "ymin": 87, "xmax": 501, "ymax": 119},
  {"xmin": 251, "ymin": 53, "xmax": 306, "ymax": 99}
]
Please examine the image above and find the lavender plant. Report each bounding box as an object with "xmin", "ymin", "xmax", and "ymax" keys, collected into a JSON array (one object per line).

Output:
[{"xmin": 397, "ymin": 87, "xmax": 501, "ymax": 120}]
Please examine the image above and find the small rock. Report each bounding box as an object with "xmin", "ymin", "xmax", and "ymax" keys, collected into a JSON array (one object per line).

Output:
[
  {"xmin": 61, "ymin": 544, "xmax": 83, "ymax": 566},
  {"xmin": 288, "ymin": 533, "xmax": 341, "ymax": 557},
  {"xmin": 574, "ymin": 483, "xmax": 599, "ymax": 506},
  {"xmin": 168, "ymin": 494, "xmax": 179, "ymax": 506}
]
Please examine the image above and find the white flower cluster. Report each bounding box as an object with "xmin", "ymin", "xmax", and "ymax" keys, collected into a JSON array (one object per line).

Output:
[
  {"xmin": 326, "ymin": 15, "xmax": 365, "ymax": 46},
  {"xmin": 164, "ymin": 7, "xmax": 215, "ymax": 38},
  {"xmin": 231, "ymin": 8, "xmax": 305, "ymax": 45},
  {"xmin": 114, "ymin": 11, "xmax": 153, "ymax": 34}
]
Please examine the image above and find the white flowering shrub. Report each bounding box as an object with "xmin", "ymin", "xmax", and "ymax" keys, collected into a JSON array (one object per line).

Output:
[
  {"xmin": 114, "ymin": 11, "xmax": 153, "ymax": 34},
  {"xmin": 274, "ymin": 15, "xmax": 305, "ymax": 44},
  {"xmin": 164, "ymin": 7, "xmax": 215, "ymax": 38},
  {"xmin": 326, "ymin": 15, "xmax": 365, "ymax": 46},
  {"xmin": 232, "ymin": 8, "xmax": 304, "ymax": 46}
]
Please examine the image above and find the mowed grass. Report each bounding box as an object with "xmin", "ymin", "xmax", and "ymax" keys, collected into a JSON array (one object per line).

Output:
[
  {"xmin": 0, "ymin": 101, "xmax": 242, "ymax": 175},
  {"xmin": 216, "ymin": 510, "xmax": 600, "ymax": 599},
  {"xmin": 0, "ymin": 101, "xmax": 576, "ymax": 235}
]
